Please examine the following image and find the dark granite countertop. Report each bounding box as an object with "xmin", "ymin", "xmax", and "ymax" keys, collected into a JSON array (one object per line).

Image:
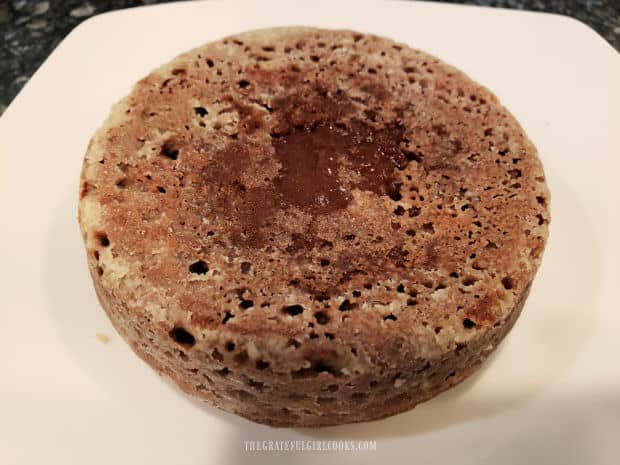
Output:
[{"xmin": 1, "ymin": 0, "xmax": 618, "ymax": 115}]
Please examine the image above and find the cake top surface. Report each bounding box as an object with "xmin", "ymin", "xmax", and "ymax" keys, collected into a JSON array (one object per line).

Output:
[{"xmin": 79, "ymin": 27, "xmax": 549, "ymax": 354}]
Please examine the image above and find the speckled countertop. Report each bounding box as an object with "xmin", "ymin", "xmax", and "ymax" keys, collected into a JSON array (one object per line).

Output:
[{"xmin": 1, "ymin": 0, "xmax": 618, "ymax": 115}]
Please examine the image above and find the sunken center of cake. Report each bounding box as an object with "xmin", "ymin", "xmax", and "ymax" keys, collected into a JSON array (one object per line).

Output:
[
  {"xmin": 273, "ymin": 121, "xmax": 404, "ymax": 213},
  {"xmin": 202, "ymin": 93, "xmax": 409, "ymax": 255}
]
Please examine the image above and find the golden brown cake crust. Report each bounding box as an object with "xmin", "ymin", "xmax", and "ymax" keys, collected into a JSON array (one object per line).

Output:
[{"xmin": 78, "ymin": 27, "xmax": 550, "ymax": 427}]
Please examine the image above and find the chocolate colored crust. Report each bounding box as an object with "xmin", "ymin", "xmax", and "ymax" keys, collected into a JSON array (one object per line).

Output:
[{"xmin": 78, "ymin": 27, "xmax": 550, "ymax": 427}]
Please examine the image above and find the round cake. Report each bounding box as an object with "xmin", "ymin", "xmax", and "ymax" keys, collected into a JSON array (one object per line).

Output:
[{"xmin": 78, "ymin": 28, "xmax": 550, "ymax": 427}]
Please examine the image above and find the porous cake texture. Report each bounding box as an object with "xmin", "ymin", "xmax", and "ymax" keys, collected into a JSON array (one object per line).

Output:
[{"xmin": 78, "ymin": 28, "xmax": 550, "ymax": 427}]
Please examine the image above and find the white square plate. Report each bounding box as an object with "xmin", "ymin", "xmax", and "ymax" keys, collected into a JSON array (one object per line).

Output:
[{"xmin": 1, "ymin": 1, "xmax": 619, "ymax": 464}]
